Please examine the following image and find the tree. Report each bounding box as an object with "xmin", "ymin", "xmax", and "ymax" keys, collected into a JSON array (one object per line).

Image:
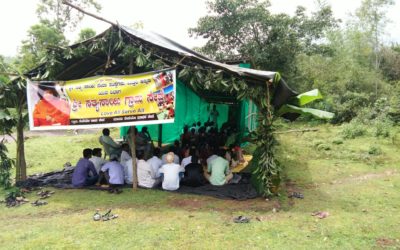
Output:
[
  {"xmin": 76, "ymin": 27, "xmax": 96, "ymax": 43},
  {"xmin": 189, "ymin": 0, "xmax": 337, "ymax": 77},
  {"xmin": 354, "ymin": 0, "xmax": 395, "ymax": 97},
  {"xmin": 7, "ymin": 0, "xmax": 101, "ymax": 182},
  {"xmin": 36, "ymin": 0, "xmax": 101, "ymax": 33},
  {"xmin": 17, "ymin": 21, "xmax": 68, "ymax": 73}
]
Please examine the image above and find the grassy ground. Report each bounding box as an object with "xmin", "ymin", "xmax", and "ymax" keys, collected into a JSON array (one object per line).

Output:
[{"xmin": 1, "ymin": 124, "xmax": 400, "ymax": 249}]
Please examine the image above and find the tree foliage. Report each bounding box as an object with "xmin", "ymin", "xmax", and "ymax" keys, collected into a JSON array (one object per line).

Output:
[
  {"xmin": 76, "ymin": 27, "xmax": 96, "ymax": 43},
  {"xmin": 36, "ymin": 0, "xmax": 101, "ymax": 33},
  {"xmin": 189, "ymin": 0, "xmax": 337, "ymax": 76}
]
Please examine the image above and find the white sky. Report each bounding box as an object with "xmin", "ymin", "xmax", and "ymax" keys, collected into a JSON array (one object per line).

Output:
[{"xmin": 0, "ymin": 0, "xmax": 399, "ymax": 57}]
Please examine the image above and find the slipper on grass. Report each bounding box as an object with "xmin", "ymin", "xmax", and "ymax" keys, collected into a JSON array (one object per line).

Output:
[{"xmin": 233, "ymin": 216, "xmax": 250, "ymax": 223}]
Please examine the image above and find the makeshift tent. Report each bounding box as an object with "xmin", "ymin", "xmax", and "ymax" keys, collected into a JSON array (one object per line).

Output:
[{"xmin": 20, "ymin": 24, "xmax": 325, "ymax": 193}]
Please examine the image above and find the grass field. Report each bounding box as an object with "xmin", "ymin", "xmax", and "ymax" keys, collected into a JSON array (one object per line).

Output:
[{"xmin": 1, "ymin": 123, "xmax": 400, "ymax": 249}]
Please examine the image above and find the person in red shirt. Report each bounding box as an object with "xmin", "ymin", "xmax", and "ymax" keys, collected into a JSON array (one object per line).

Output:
[{"xmin": 33, "ymin": 85, "xmax": 70, "ymax": 126}]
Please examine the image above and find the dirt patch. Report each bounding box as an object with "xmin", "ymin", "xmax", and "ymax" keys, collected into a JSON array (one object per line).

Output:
[
  {"xmin": 168, "ymin": 198, "xmax": 207, "ymax": 211},
  {"xmin": 329, "ymin": 170, "xmax": 399, "ymax": 186},
  {"xmin": 168, "ymin": 196, "xmax": 276, "ymax": 212},
  {"xmin": 376, "ymin": 238, "xmax": 399, "ymax": 248}
]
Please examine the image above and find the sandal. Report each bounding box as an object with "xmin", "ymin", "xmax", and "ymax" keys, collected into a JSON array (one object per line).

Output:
[{"xmin": 233, "ymin": 216, "xmax": 250, "ymax": 223}]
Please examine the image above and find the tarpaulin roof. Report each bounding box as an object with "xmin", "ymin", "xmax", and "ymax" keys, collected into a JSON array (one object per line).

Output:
[{"xmin": 25, "ymin": 25, "xmax": 297, "ymax": 108}]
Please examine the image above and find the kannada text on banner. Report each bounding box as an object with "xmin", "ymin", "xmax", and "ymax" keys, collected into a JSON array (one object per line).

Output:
[{"xmin": 27, "ymin": 69, "xmax": 176, "ymax": 130}]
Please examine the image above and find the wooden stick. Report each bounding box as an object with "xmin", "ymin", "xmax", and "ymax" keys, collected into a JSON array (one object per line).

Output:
[
  {"xmin": 62, "ymin": 0, "xmax": 117, "ymax": 26},
  {"xmin": 129, "ymin": 126, "xmax": 138, "ymax": 190},
  {"xmin": 128, "ymin": 60, "xmax": 138, "ymax": 190},
  {"xmin": 273, "ymin": 128, "xmax": 319, "ymax": 134}
]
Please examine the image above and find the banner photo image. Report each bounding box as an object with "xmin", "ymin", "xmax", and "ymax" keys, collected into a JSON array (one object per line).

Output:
[{"xmin": 27, "ymin": 69, "xmax": 176, "ymax": 130}]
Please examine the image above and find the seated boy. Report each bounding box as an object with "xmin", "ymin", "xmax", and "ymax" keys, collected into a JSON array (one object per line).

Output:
[
  {"xmin": 99, "ymin": 154, "xmax": 125, "ymax": 193},
  {"xmin": 205, "ymin": 149, "xmax": 233, "ymax": 186},
  {"xmin": 72, "ymin": 148, "xmax": 99, "ymax": 187}
]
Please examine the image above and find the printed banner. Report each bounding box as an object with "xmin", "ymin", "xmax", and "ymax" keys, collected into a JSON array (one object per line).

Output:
[{"xmin": 27, "ymin": 69, "xmax": 176, "ymax": 130}]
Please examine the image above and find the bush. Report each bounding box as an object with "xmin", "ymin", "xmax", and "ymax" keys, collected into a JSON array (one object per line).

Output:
[
  {"xmin": 372, "ymin": 118, "xmax": 393, "ymax": 138},
  {"xmin": 332, "ymin": 138, "xmax": 344, "ymax": 145},
  {"xmin": 0, "ymin": 141, "xmax": 14, "ymax": 189},
  {"xmin": 340, "ymin": 121, "xmax": 367, "ymax": 139},
  {"xmin": 368, "ymin": 146, "xmax": 382, "ymax": 155}
]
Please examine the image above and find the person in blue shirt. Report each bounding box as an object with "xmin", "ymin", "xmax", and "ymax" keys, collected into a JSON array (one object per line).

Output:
[{"xmin": 72, "ymin": 148, "xmax": 99, "ymax": 187}]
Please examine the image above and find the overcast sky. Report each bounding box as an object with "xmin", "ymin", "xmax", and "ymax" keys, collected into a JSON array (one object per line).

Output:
[{"xmin": 0, "ymin": 0, "xmax": 399, "ymax": 57}]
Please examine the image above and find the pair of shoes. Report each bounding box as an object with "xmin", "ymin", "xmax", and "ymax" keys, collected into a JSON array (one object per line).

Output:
[
  {"xmin": 289, "ymin": 192, "xmax": 304, "ymax": 199},
  {"xmin": 233, "ymin": 215, "xmax": 250, "ymax": 223},
  {"xmin": 31, "ymin": 200, "xmax": 48, "ymax": 206},
  {"xmin": 108, "ymin": 189, "xmax": 123, "ymax": 194}
]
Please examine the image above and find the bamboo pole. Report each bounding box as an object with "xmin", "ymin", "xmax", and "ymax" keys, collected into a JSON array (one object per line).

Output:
[
  {"xmin": 128, "ymin": 61, "xmax": 138, "ymax": 190},
  {"xmin": 129, "ymin": 126, "xmax": 138, "ymax": 189}
]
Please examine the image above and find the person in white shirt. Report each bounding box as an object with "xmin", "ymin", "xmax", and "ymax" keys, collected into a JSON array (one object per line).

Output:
[
  {"xmin": 100, "ymin": 155, "xmax": 125, "ymax": 193},
  {"xmin": 181, "ymin": 147, "xmax": 197, "ymax": 168},
  {"xmin": 159, "ymin": 152, "xmax": 185, "ymax": 191},
  {"xmin": 89, "ymin": 148, "xmax": 108, "ymax": 174},
  {"xmin": 120, "ymin": 143, "xmax": 132, "ymax": 168},
  {"xmin": 161, "ymin": 146, "xmax": 180, "ymax": 165},
  {"xmin": 137, "ymin": 150, "xmax": 160, "ymax": 188},
  {"xmin": 124, "ymin": 157, "xmax": 139, "ymax": 185},
  {"xmin": 147, "ymin": 147, "xmax": 163, "ymax": 179}
]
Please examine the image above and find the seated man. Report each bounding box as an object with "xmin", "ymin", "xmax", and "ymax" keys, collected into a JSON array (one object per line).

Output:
[
  {"xmin": 90, "ymin": 148, "xmax": 108, "ymax": 174},
  {"xmin": 120, "ymin": 143, "xmax": 132, "ymax": 168},
  {"xmin": 137, "ymin": 150, "xmax": 160, "ymax": 188},
  {"xmin": 161, "ymin": 146, "xmax": 180, "ymax": 165},
  {"xmin": 205, "ymin": 149, "xmax": 233, "ymax": 186},
  {"xmin": 72, "ymin": 148, "xmax": 99, "ymax": 187},
  {"xmin": 136, "ymin": 126, "xmax": 152, "ymax": 159},
  {"xmin": 100, "ymin": 155, "xmax": 125, "ymax": 193},
  {"xmin": 99, "ymin": 128, "xmax": 121, "ymax": 157},
  {"xmin": 206, "ymin": 148, "xmax": 218, "ymax": 166},
  {"xmin": 159, "ymin": 152, "xmax": 185, "ymax": 191},
  {"xmin": 181, "ymin": 155, "xmax": 207, "ymax": 187},
  {"xmin": 147, "ymin": 147, "xmax": 163, "ymax": 180},
  {"xmin": 124, "ymin": 156, "xmax": 139, "ymax": 185}
]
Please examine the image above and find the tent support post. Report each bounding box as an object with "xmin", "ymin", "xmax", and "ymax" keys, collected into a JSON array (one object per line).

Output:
[
  {"xmin": 129, "ymin": 126, "xmax": 138, "ymax": 190},
  {"xmin": 128, "ymin": 61, "xmax": 138, "ymax": 190},
  {"xmin": 158, "ymin": 124, "xmax": 162, "ymax": 147}
]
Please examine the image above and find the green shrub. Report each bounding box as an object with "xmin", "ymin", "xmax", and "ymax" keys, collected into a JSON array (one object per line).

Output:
[
  {"xmin": 368, "ymin": 146, "xmax": 382, "ymax": 155},
  {"xmin": 0, "ymin": 141, "xmax": 14, "ymax": 189},
  {"xmin": 332, "ymin": 138, "xmax": 344, "ymax": 145},
  {"xmin": 372, "ymin": 118, "xmax": 393, "ymax": 138},
  {"xmin": 340, "ymin": 121, "xmax": 367, "ymax": 139}
]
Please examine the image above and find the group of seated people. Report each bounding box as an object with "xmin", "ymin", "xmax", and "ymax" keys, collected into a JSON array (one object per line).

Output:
[{"xmin": 72, "ymin": 122, "xmax": 245, "ymax": 193}]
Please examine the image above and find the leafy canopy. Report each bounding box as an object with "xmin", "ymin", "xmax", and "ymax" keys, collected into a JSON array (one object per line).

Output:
[{"xmin": 189, "ymin": 0, "xmax": 337, "ymax": 75}]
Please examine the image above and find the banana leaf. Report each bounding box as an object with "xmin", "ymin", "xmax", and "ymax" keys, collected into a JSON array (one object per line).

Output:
[
  {"xmin": 277, "ymin": 104, "xmax": 334, "ymax": 119},
  {"xmin": 290, "ymin": 89, "xmax": 323, "ymax": 106}
]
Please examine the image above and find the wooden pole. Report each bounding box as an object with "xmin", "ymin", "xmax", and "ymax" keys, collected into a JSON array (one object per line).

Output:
[
  {"xmin": 129, "ymin": 126, "xmax": 138, "ymax": 189},
  {"xmin": 158, "ymin": 124, "xmax": 162, "ymax": 147}
]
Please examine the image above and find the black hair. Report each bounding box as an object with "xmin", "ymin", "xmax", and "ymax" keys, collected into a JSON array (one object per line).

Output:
[
  {"xmin": 83, "ymin": 148, "xmax": 93, "ymax": 158},
  {"xmin": 102, "ymin": 128, "xmax": 110, "ymax": 136},
  {"xmin": 141, "ymin": 126, "xmax": 148, "ymax": 132},
  {"xmin": 217, "ymin": 148, "xmax": 226, "ymax": 157},
  {"xmin": 192, "ymin": 154, "xmax": 199, "ymax": 165},
  {"xmin": 92, "ymin": 148, "xmax": 102, "ymax": 156},
  {"xmin": 153, "ymin": 147, "xmax": 161, "ymax": 157},
  {"xmin": 37, "ymin": 82, "xmax": 59, "ymax": 100},
  {"xmin": 136, "ymin": 150, "xmax": 145, "ymax": 160},
  {"xmin": 121, "ymin": 143, "xmax": 130, "ymax": 151}
]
